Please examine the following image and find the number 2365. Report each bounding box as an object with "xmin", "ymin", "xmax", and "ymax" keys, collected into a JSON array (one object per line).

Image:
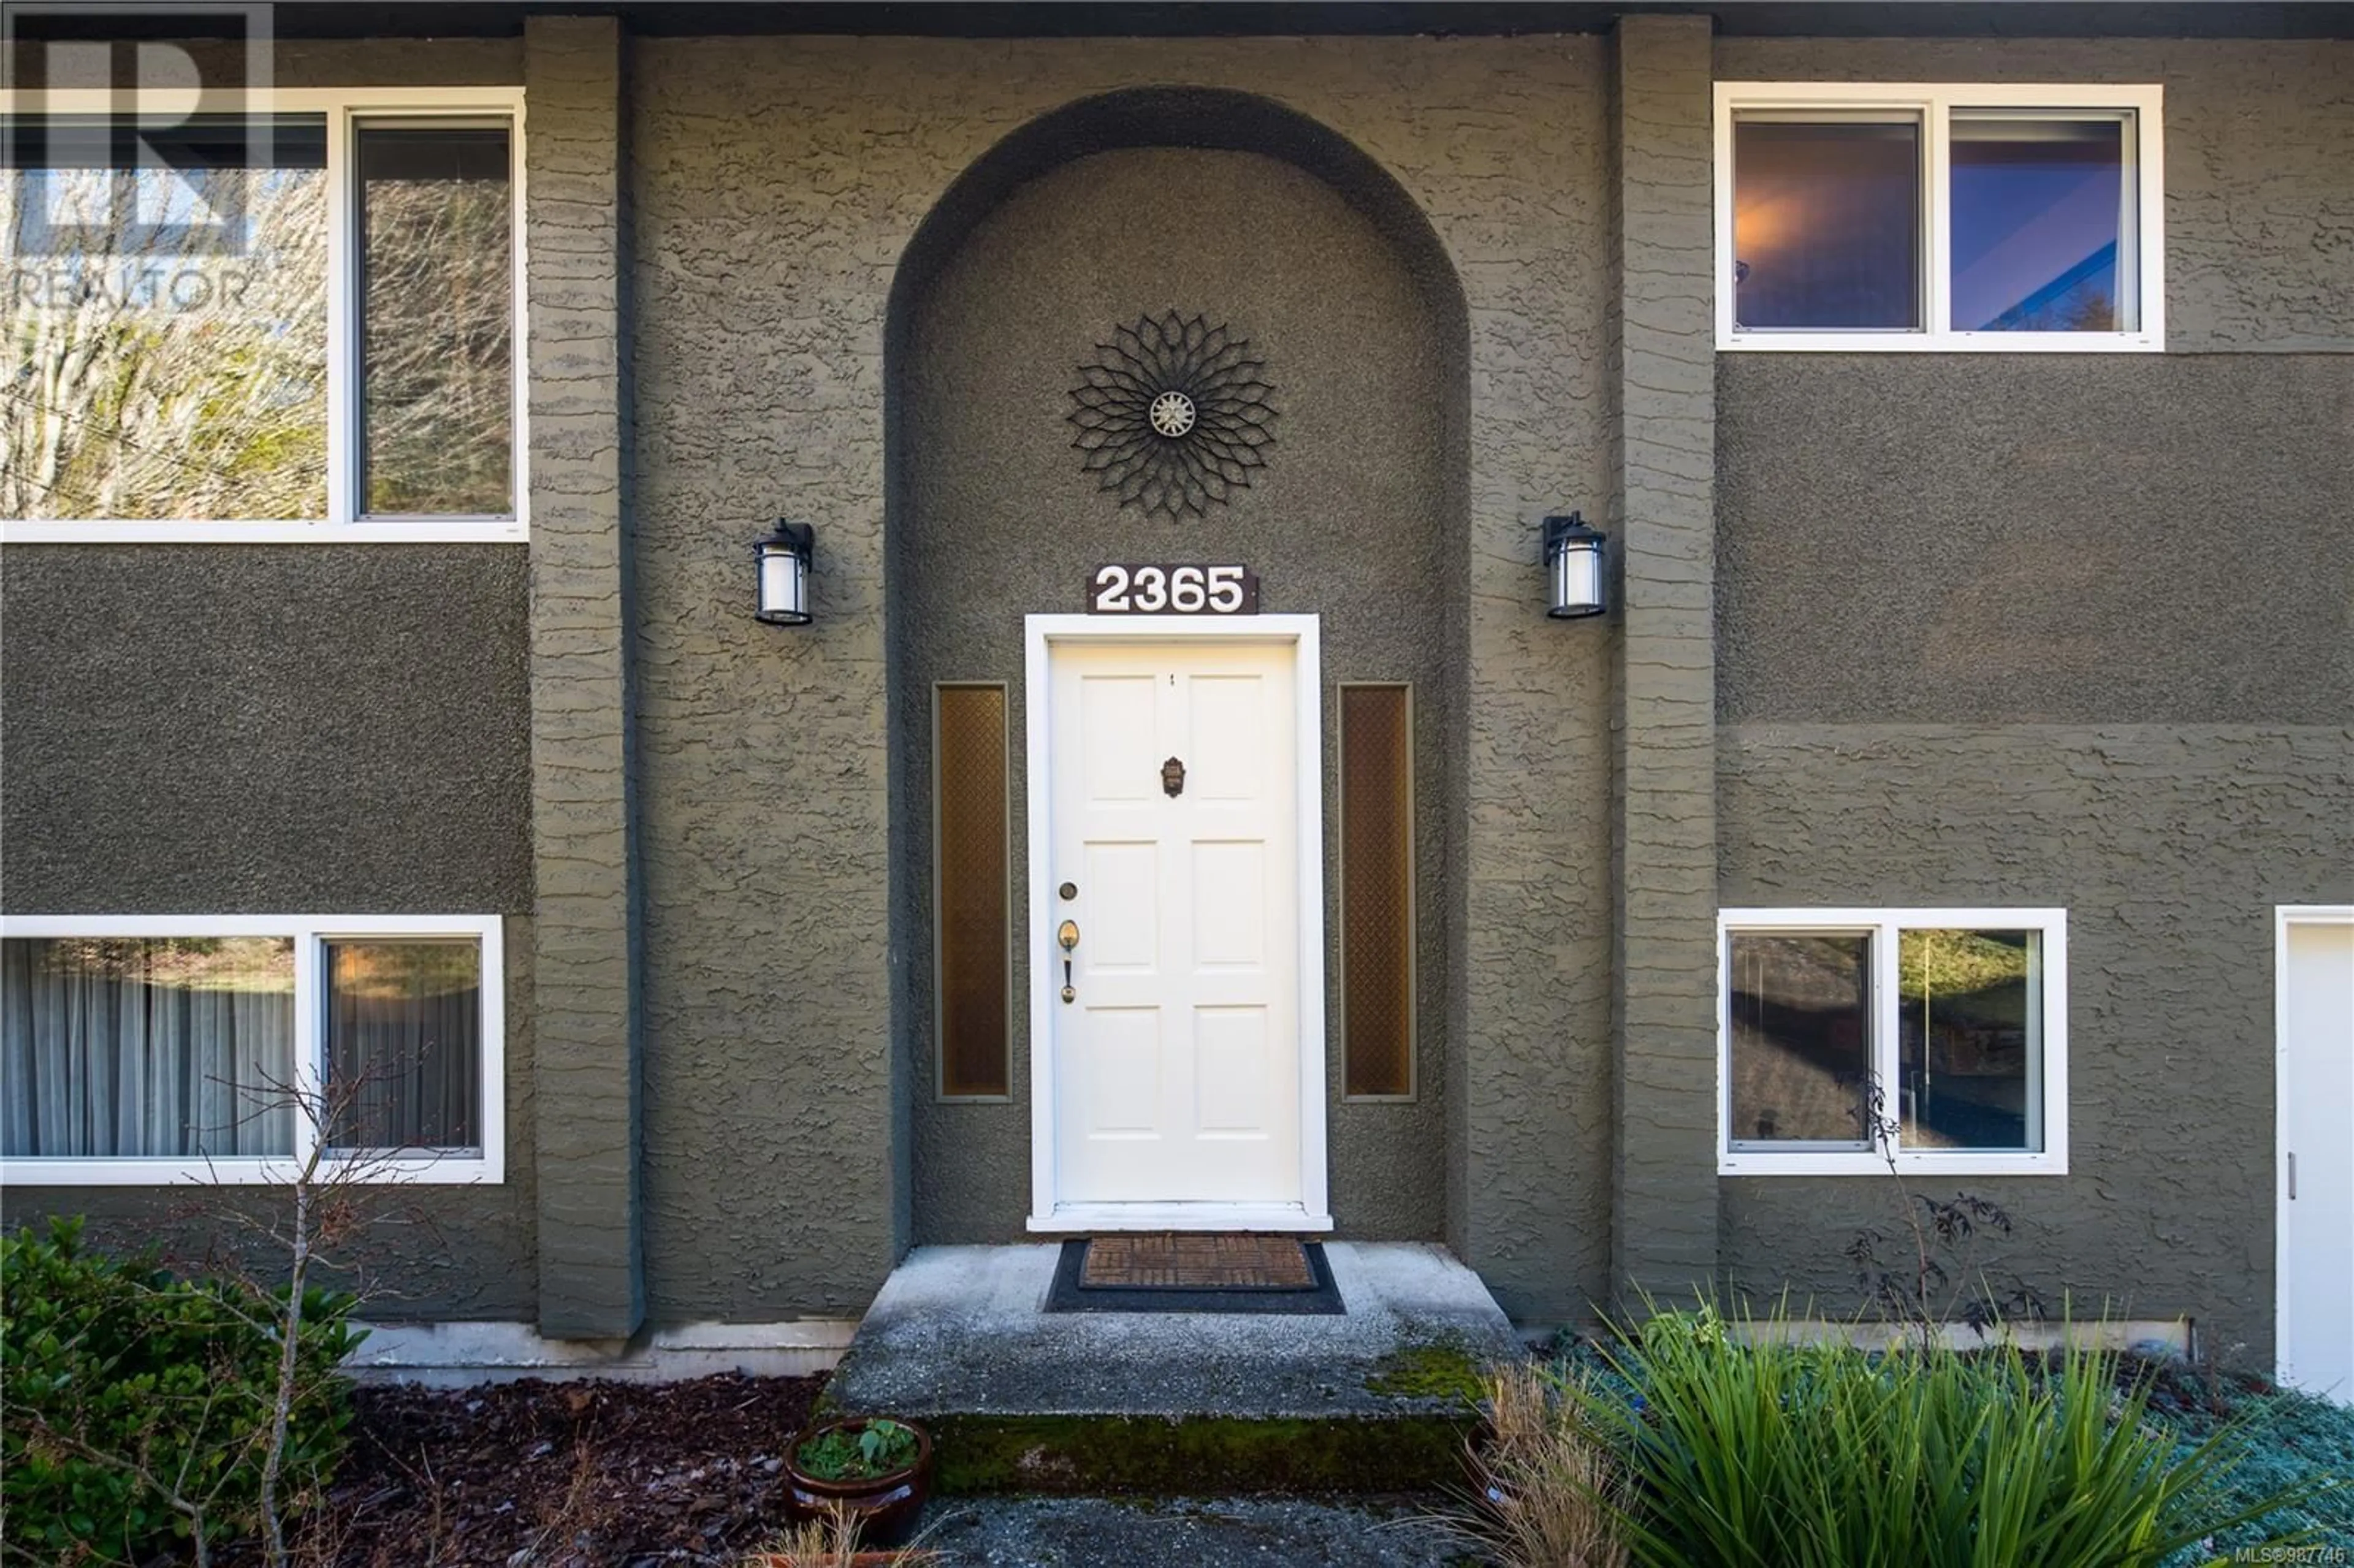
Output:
[{"xmin": 1089, "ymin": 565, "xmax": 1255, "ymax": 614}]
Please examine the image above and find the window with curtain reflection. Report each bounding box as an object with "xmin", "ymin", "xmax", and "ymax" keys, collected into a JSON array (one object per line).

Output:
[
  {"xmin": 1, "ymin": 938, "xmax": 297, "ymax": 1157},
  {"xmin": 325, "ymin": 939, "xmax": 484, "ymax": 1151}
]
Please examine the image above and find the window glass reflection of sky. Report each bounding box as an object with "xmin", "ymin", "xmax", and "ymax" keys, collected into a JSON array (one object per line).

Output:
[{"xmin": 1951, "ymin": 118, "xmax": 2127, "ymax": 332}]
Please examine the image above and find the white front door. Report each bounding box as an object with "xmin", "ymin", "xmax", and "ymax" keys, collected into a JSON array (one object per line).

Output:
[
  {"xmin": 1040, "ymin": 634, "xmax": 1306, "ymax": 1219},
  {"xmin": 2280, "ymin": 909, "xmax": 2354, "ymax": 1401}
]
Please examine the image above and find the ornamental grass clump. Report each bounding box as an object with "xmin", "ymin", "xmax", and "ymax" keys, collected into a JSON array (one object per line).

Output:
[
  {"xmin": 1462, "ymin": 1360, "xmax": 1632, "ymax": 1568},
  {"xmin": 1548, "ymin": 1304, "xmax": 2333, "ymax": 1568}
]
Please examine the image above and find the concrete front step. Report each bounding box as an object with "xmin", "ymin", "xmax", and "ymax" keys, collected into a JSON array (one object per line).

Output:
[{"xmin": 821, "ymin": 1242, "xmax": 1524, "ymax": 1495}]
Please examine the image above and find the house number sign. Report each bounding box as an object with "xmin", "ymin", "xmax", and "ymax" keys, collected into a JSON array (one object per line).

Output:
[{"xmin": 1087, "ymin": 564, "xmax": 1259, "ymax": 615}]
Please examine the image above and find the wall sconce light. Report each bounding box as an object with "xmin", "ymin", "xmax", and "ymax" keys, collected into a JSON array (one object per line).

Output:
[
  {"xmin": 753, "ymin": 520, "xmax": 815, "ymax": 626},
  {"xmin": 1544, "ymin": 512, "xmax": 1607, "ymax": 620}
]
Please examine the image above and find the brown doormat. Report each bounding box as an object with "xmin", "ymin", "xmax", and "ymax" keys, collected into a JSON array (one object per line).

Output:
[
  {"xmin": 1045, "ymin": 1235, "xmax": 1344, "ymax": 1315},
  {"xmin": 1080, "ymin": 1232, "xmax": 1317, "ymax": 1290}
]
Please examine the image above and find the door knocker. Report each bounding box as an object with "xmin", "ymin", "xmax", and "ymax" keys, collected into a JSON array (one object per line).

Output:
[{"xmin": 1161, "ymin": 756, "xmax": 1186, "ymax": 797}]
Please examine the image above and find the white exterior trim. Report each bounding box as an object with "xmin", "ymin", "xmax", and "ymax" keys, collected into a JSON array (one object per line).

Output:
[
  {"xmin": 1022, "ymin": 614, "xmax": 1331, "ymax": 1234},
  {"xmin": 1716, "ymin": 907, "xmax": 2070, "ymax": 1177},
  {"xmin": 1027, "ymin": 1201, "xmax": 1336, "ymax": 1235},
  {"xmin": 1713, "ymin": 81, "xmax": 2165, "ymax": 353},
  {"xmin": 0, "ymin": 85, "xmax": 528, "ymax": 545},
  {"xmin": 2276, "ymin": 904, "xmax": 2354, "ymax": 1394},
  {"xmin": 0, "ymin": 913, "xmax": 506, "ymax": 1186}
]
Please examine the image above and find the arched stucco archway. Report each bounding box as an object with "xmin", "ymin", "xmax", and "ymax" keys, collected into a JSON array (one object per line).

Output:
[{"xmin": 885, "ymin": 88, "xmax": 1471, "ymax": 1245}]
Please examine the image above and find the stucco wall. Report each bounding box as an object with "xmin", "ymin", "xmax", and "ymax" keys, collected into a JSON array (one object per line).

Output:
[
  {"xmin": 893, "ymin": 142, "xmax": 1462, "ymax": 1244},
  {"xmin": 1716, "ymin": 725, "xmax": 2352, "ymax": 1360},
  {"xmin": 1718, "ymin": 356, "xmax": 2354, "ymax": 726},
  {"xmin": 524, "ymin": 14, "xmax": 644, "ymax": 1341},
  {"xmin": 1713, "ymin": 37, "xmax": 2354, "ymax": 352},
  {"xmin": 628, "ymin": 33, "xmax": 1616, "ymax": 1323},
  {"xmin": 1712, "ymin": 39, "xmax": 2354, "ymax": 1358},
  {"xmin": 0, "ymin": 548, "xmax": 538, "ymax": 1319}
]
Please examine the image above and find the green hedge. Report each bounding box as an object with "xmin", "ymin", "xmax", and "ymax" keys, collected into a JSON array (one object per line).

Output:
[{"xmin": 1, "ymin": 1217, "xmax": 362, "ymax": 1566}]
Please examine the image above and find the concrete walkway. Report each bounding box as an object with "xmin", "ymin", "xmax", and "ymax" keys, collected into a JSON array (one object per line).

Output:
[{"xmin": 906, "ymin": 1493, "xmax": 1472, "ymax": 1566}]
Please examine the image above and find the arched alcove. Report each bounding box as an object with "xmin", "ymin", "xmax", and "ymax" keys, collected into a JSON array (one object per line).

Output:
[{"xmin": 886, "ymin": 88, "xmax": 1471, "ymax": 1244}]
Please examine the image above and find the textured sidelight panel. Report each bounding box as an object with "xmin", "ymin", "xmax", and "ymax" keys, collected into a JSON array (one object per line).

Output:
[
  {"xmin": 1340, "ymin": 685, "xmax": 1415, "ymax": 1098},
  {"xmin": 935, "ymin": 684, "xmax": 1010, "ymax": 1098}
]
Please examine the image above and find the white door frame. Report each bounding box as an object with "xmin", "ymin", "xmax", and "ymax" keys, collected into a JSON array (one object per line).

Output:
[
  {"xmin": 1023, "ymin": 613, "xmax": 1331, "ymax": 1233},
  {"xmin": 2277, "ymin": 903, "xmax": 2354, "ymax": 1390}
]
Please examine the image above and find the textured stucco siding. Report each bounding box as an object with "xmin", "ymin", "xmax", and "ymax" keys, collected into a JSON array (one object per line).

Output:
[
  {"xmin": 1717, "ymin": 356, "xmax": 2354, "ymax": 727},
  {"xmin": 0, "ymin": 548, "xmax": 538, "ymax": 1319},
  {"xmin": 1713, "ymin": 37, "xmax": 2354, "ymax": 352},
  {"xmin": 1716, "ymin": 351, "xmax": 2353, "ymax": 1365},
  {"xmin": 1710, "ymin": 39, "xmax": 2354, "ymax": 1360},
  {"xmin": 894, "ymin": 142, "xmax": 1464, "ymax": 1246},
  {"xmin": 525, "ymin": 16, "xmax": 644, "ymax": 1339},
  {"xmin": 629, "ymin": 34, "xmax": 1617, "ymax": 1324},
  {"xmin": 1716, "ymin": 725, "xmax": 2353, "ymax": 1362},
  {"xmin": 1606, "ymin": 15, "xmax": 1721, "ymax": 1305}
]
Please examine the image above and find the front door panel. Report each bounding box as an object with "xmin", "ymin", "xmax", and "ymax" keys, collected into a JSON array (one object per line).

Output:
[{"xmin": 1048, "ymin": 639, "xmax": 1300, "ymax": 1207}]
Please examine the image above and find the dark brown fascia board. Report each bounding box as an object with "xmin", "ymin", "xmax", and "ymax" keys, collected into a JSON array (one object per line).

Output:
[{"xmin": 8, "ymin": 1, "xmax": 2354, "ymax": 39}]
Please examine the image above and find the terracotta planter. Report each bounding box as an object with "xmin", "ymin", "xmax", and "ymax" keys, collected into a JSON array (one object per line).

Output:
[{"xmin": 781, "ymin": 1417, "xmax": 934, "ymax": 1547}]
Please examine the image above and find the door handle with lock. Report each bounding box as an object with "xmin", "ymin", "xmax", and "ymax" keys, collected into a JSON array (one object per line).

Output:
[{"xmin": 1057, "ymin": 919, "xmax": 1080, "ymax": 1003}]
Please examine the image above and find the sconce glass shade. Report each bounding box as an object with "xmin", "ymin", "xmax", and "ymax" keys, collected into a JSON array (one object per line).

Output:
[
  {"xmin": 755, "ymin": 520, "xmax": 815, "ymax": 625},
  {"xmin": 1544, "ymin": 512, "xmax": 1606, "ymax": 619}
]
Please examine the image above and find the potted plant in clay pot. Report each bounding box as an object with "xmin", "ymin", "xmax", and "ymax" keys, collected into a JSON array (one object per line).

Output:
[{"xmin": 780, "ymin": 1415, "xmax": 933, "ymax": 1547}]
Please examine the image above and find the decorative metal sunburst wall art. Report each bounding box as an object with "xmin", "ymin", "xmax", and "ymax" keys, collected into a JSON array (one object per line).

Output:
[{"xmin": 1068, "ymin": 313, "xmax": 1278, "ymax": 519}]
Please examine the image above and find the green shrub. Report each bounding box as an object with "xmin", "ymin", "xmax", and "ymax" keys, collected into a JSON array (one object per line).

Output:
[
  {"xmin": 1, "ymin": 1217, "xmax": 362, "ymax": 1566},
  {"xmin": 1563, "ymin": 1304, "xmax": 2334, "ymax": 1568}
]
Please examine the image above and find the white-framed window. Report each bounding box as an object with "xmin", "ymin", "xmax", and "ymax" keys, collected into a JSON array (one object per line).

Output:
[
  {"xmin": 1714, "ymin": 82, "xmax": 2163, "ymax": 352},
  {"xmin": 1, "ymin": 86, "xmax": 527, "ymax": 543},
  {"xmin": 1718, "ymin": 908, "xmax": 2068, "ymax": 1176},
  {"xmin": 0, "ymin": 913, "xmax": 505, "ymax": 1185}
]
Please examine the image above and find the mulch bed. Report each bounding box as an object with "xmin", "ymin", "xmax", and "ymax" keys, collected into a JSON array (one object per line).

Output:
[{"xmin": 277, "ymin": 1372, "xmax": 825, "ymax": 1567}]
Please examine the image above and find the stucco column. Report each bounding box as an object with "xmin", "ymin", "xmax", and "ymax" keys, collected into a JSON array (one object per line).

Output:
[
  {"xmin": 1608, "ymin": 12, "xmax": 1721, "ymax": 1303},
  {"xmin": 525, "ymin": 15, "xmax": 644, "ymax": 1339}
]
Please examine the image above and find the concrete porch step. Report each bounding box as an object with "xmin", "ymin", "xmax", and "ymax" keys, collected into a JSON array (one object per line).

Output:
[{"xmin": 821, "ymin": 1242, "xmax": 1523, "ymax": 1495}]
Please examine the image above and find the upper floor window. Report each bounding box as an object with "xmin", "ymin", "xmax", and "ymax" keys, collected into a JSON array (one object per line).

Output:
[
  {"xmin": 1715, "ymin": 83, "xmax": 2163, "ymax": 352},
  {"xmin": 1, "ymin": 88, "xmax": 524, "ymax": 541}
]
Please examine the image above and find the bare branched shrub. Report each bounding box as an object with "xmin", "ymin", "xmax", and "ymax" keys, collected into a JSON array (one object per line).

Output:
[
  {"xmin": 1844, "ymin": 1079, "xmax": 2047, "ymax": 1352},
  {"xmin": 2, "ymin": 1048, "xmax": 446, "ymax": 1567}
]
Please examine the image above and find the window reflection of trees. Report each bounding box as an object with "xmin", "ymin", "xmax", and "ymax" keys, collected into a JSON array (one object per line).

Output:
[
  {"xmin": 360, "ymin": 129, "xmax": 512, "ymax": 516},
  {"xmin": 3, "ymin": 161, "xmax": 329, "ymax": 520}
]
